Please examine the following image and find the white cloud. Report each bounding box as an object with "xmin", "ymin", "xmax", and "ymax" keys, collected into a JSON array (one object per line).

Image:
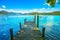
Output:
[
  {"xmin": 2, "ymin": 5, "xmax": 6, "ymax": 9},
  {"xmin": 0, "ymin": 7, "xmax": 59, "ymax": 13},
  {"xmin": 0, "ymin": 5, "xmax": 6, "ymax": 10}
]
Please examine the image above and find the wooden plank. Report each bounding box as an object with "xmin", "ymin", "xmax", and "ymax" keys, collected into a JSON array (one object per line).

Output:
[
  {"xmin": 13, "ymin": 19, "xmax": 46, "ymax": 40},
  {"xmin": 15, "ymin": 21, "xmax": 42, "ymax": 40},
  {"xmin": 16, "ymin": 29, "xmax": 41, "ymax": 40}
]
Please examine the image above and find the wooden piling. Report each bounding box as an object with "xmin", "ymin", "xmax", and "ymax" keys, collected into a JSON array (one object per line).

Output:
[
  {"xmin": 42, "ymin": 27, "xmax": 45, "ymax": 40},
  {"xmin": 37, "ymin": 15, "xmax": 39, "ymax": 27},
  {"xmin": 10, "ymin": 28, "xmax": 13, "ymax": 40},
  {"xmin": 34, "ymin": 15, "xmax": 36, "ymax": 24},
  {"xmin": 20, "ymin": 22, "xmax": 21, "ymax": 29},
  {"xmin": 24, "ymin": 18, "xmax": 26, "ymax": 24}
]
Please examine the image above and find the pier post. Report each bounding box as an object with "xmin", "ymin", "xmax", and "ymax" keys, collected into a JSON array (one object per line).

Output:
[
  {"xmin": 42, "ymin": 27, "xmax": 45, "ymax": 40},
  {"xmin": 20, "ymin": 22, "xmax": 22, "ymax": 29},
  {"xmin": 10, "ymin": 28, "xmax": 14, "ymax": 40},
  {"xmin": 24, "ymin": 18, "xmax": 26, "ymax": 24},
  {"xmin": 37, "ymin": 15, "xmax": 39, "ymax": 27},
  {"xmin": 34, "ymin": 15, "xmax": 36, "ymax": 24},
  {"xmin": 33, "ymin": 12, "xmax": 37, "ymax": 24}
]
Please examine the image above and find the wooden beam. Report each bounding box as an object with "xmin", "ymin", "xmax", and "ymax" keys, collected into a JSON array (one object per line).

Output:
[
  {"xmin": 37, "ymin": 15, "xmax": 39, "ymax": 27},
  {"xmin": 20, "ymin": 22, "xmax": 22, "ymax": 29},
  {"xmin": 42, "ymin": 27, "xmax": 45, "ymax": 40},
  {"xmin": 34, "ymin": 15, "xmax": 36, "ymax": 24},
  {"xmin": 10, "ymin": 28, "xmax": 14, "ymax": 40},
  {"xmin": 24, "ymin": 18, "xmax": 26, "ymax": 24}
]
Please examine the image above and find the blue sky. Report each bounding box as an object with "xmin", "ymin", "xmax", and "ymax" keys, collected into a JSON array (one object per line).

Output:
[{"xmin": 0, "ymin": 0, "xmax": 60, "ymax": 13}]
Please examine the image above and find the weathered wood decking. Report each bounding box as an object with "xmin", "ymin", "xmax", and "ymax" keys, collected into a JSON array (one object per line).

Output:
[
  {"xmin": 15, "ymin": 29, "xmax": 41, "ymax": 40},
  {"xmin": 14, "ymin": 21, "xmax": 42, "ymax": 40}
]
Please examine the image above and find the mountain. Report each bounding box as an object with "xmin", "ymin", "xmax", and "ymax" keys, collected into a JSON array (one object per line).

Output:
[
  {"xmin": 52, "ymin": 11, "xmax": 60, "ymax": 15},
  {"xmin": 0, "ymin": 10, "xmax": 60, "ymax": 15},
  {"xmin": 0, "ymin": 11, "xmax": 8, "ymax": 15},
  {"xmin": 0, "ymin": 10, "xmax": 23, "ymax": 15},
  {"xmin": 32, "ymin": 11, "xmax": 60, "ymax": 15}
]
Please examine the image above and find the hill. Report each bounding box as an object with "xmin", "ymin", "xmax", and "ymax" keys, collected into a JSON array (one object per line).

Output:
[{"xmin": 0, "ymin": 10, "xmax": 60, "ymax": 15}]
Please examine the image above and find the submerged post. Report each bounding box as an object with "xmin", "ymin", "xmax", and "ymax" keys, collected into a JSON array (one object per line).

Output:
[
  {"xmin": 37, "ymin": 15, "xmax": 39, "ymax": 27},
  {"xmin": 20, "ymin": 22, "xmax": 22, "ymax": 29},
  {"xmin": 24, "ymin": 18, "xmax": 26, "ymax": 24},
  {"xmin": 42, "ymin": 27, "xmax": 45, "ymax": 40},
  {"xmin": 34, "ymin": 15, "xmax": 36, "ymax": 24},
  {"xmin": 10, "ymin": 28, "xmax": 13, "ymax": 40},
  {"xmin": 33, "ymin": 12, "xmax": 37, "ymax": 24}
]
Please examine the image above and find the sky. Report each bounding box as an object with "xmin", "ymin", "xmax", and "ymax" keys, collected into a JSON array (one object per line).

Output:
[{"xmin": 0, "ymin": 0, "xmax": 60, "ymax": 13}]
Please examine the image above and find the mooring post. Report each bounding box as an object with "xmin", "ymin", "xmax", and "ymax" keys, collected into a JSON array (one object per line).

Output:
[
  {"xmin": 37, "ymin": 15, "xmax": 39, "ymax": 27},
  {"xmin": 34, "ymin": 15, "xmax": 36, "ymax": 24},
  {"xmin": 10, "ymin": 28, "xmax": 14, "ymax": 40},
  {"xmin": 42, "ymin": 27, "xmax": 45, "ymax": 40},
  {"xmin": 20, "ymin": 22, "xmax": 22, "ymax": 29},
  {"xmin": 24, "ymin": 18, "xmax": 26, "ymax": 24}
]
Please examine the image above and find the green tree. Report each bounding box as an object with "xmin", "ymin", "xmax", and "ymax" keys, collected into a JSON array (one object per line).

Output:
[{"xmin": 46, "ymin": 0, "xmax": 60, "ymax": 7}]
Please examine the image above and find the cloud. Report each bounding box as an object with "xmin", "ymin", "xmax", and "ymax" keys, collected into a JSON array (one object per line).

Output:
[
  {"xmin": 0, "ymin": 5, "xmax": 6, "ymax": 10},
  {"xmin": 2, "ymin": 5, "xmax": 6, "ymax": 9},
  {"xmin": 0, "ymin": 7, "xmax": 60, "ymax": 13}
]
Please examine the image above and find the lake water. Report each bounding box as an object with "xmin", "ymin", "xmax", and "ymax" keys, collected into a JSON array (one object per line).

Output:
[{"xmin": 0, "ymin": 15, "xmax": 60, "ymax": 40}]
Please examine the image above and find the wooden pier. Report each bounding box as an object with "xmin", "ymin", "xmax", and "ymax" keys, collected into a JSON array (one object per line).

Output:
[{"xmin": 10, "ymin": 15, "xmax": 45, "ymax": 40}]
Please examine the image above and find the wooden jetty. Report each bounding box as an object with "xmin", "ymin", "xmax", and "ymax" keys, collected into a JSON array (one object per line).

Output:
[{"xmin": 10, "ymin": 15, "xmax": 45, "ymax": 40}]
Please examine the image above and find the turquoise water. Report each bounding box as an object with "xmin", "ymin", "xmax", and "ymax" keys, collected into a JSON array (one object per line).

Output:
[{"xmin": 0, "ymin": 15, "xmax": 60, "ymax": 40}]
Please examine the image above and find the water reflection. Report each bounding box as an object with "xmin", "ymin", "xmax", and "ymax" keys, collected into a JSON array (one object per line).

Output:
[{"xmin": 0, "ymin": 15, "xmax": 60, "ymax": 40}]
